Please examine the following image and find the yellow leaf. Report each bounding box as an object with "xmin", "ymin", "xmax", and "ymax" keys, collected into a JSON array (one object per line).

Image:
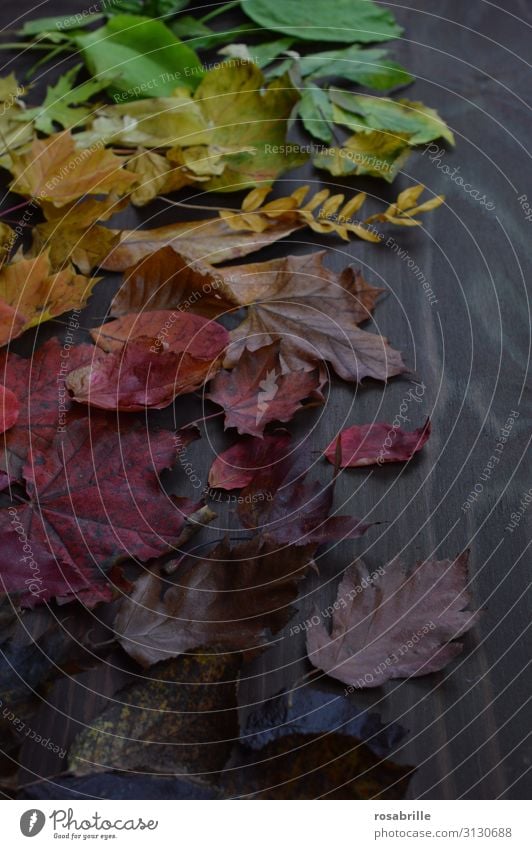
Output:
[
  {"xmin": 9, "ymin": 131, "xmax": 137, "ymax": 206},
  {"xmin": 0, "ymin": 251, "xmax": 98, "ymax": 344}
]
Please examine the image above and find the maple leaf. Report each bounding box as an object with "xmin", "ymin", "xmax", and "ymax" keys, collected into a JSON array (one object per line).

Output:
[
  {"xmin": 0, "ymin": 418, "xmax": 206, "ymax": 607},
  {"xmin": 31, "ymin": 196, "xmax": 128, "ymax": 274},
  {"xmin": 325, "ymin": 418, "xmax": 431, "ymax": 467},
  {"xmin": 207, "ymin": 343, "xmax": 320, "ymax": 437},
  {"xmin": 0, "ymin": 338, "xmax": 96, "ymax": 480},
  {"xmin": 307, "ymin": 553, "xmax": 478, "ymax": 688},
  {"xmin": 221, "ymin": 251, "xmax": 406, "ymax": 383},
  {"xmin": 238, "ymin": 447, "xmax": 371, "ymax": 547},
  {"xmin": 109, "ymin": 247, "xmax": 239, "ymax": 318},
  {"xmin": 208, "ymin": 432, "xmax": 291, "ymax": 490},
  {"xmin": 68, "ymin": 313, "xmax": 229, "ymax": 411},
  {"xmin": 0, "ymin": 384, "xmax": 19, "ymax": 434},
  {"xmin": 0, "ymin": 252, "xmax": 98, "ymax": 345},
  {"xmin": 114, "ymin": 538, "xmax": 315, "ymax": 668},
  {"xmin": 8, "ymin": 131, "xmax": 136, "ymax": 206}
]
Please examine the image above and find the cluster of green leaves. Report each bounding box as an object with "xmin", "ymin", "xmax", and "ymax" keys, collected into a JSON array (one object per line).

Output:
[{"xmin": 2, "ymin": 0, "xmax": 454, "ymax": 185}]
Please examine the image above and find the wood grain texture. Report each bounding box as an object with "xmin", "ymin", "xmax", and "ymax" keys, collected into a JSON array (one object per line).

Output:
[{"xmin": 0, "ymin": 0, "xmax": 530, "ymax": 800}]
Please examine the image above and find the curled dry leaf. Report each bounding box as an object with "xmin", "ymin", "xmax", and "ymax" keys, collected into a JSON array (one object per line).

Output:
[
  {"xmin": 221, "ymin": 251, "xmax": 406, "ymax": 383},
  {"xmin": 91, "ymin": 310, "xmax": 229, "ymax": 357},
  {"xmin": 8, "ymin": 131, "xmax": 136, "ymax": 206},
  {"xmin": 307, "ymin": 553, "xmax": 478, "ymax": 688},
  {"xmin": 0, "ymin": 384, "xmax": 19, "ymax": 434},
  {"xmin": 109, "ymin": 247, "xmax": 238, "ymax": 318},
  {"xmin": 0, "ymin": 251, "xmax": 98, "ymax": 346},
  {"xmin": 115, "ymin": 538, "xmax": 315, "ymax": 668},
  {"xmin": 208, "ymin": 431, "xmax": 291, "ymax": 490},
  {"xmin": 0, "ymin": 418, "xmax": 205, "ymax": 607},
  {"xmin": 325, "ymin": 418, "xmax": 431, "ymax": 467},
  {"xmin": 207, "ymin": 343, "xmax": 321, "ymax": 437}
]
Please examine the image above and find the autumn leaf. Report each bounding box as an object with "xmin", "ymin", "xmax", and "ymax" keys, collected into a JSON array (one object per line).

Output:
[
  {"xmin": 207, "ymin": 343, "xmax": 320, "ymax": 437},
  {"xmin": 68, "ymin": 313, "xmax": 229, "ymax": 411},
  {"xmin": 0, "ymin": 338, "xmax": 95, "ymax": 481},
  {"xmin": 109, "ymin": 247, "xmax": 237, "ymax": 318},
  {"xmin": 68, "ymin": 654, "xmax": 240, "ymax": 777},
  {"xmin": 208, "ymin": 431, "xmax": 291, "ymax": 490},
  {"xmin": 227, "ymin": 723, "xmax": 411, "ymax": 799},
  {"xmin": 243, "ymin": 685, "xmax": 405, "ymax": 756},
  {"xmin": 0, "ymin": 384, "xmax": 19, "ymax": 434},
  {"xmin": 0, "ymin": 418, "xmax": 206, "ymax": 606},
  {"xmin": 115, "ymin": 538, "xmax": 315, "ymax": 668},
  {"xmin": 31, "ymin": 196, "xmax": 128, "ymax": 274},
  {"xmin": 0, "ymin": 251, "xmax": 98, "ymax": 345},
  {"xmin": 8, "ymin": 131, "xmax": 137, "ymax": 206},
  {"xmin": 102, "ymin": 212, "xmax": 302, "ymax": 271},
  {"xmin": 91, "ymin": 310, "xmax": 229, "ymax": 356},
  {"xmin": 189, "ymin": 62, "xmax": 307, "ymax": 190},
  {"xmin": 221, "ymin": 252, "xmax": 406, "ymax": 383},
  {"xmin": 238, "ymin": 447, "xmax": 371, "ymax": 547},
  {"xmin": 307, "ymin": 553, "xmax": 478, "ymax": 688},
  {"xmin": 325, "ymin": 418, "xmax": 431, "ymax": 467}
]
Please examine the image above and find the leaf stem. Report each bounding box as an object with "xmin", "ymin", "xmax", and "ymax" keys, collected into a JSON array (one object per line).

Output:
[
  {"xmin": 199, "ymin": 1, "xmax": 240, "ymax": 24},
  {"xmin": 0, "ymin": 199, "xmax": 32, "ymax": 218},
  {"xmin": 160, "ymin": 196, "xmax": 242, "ymax": 214}
]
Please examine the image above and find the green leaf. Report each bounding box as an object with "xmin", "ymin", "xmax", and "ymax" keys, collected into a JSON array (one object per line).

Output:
[
  {"xmin": 144, "ymin": 0, "xmax": 192, "ymax": 14},
  {"xmin": 74, "ymin": 14, "xmax": 204, "ymax": 100},
  {"xmin": 298, "ymin": 84, "xmax": 335, "ymax": 142},
  {"xmin": 21, "ymin": 65, "xmax": 111, "ymax": 134},
  {"xmin": 19, "ymin": 14, "xmax": 103, "ymax": 35},
  {"xmin": 330, "ymin": 90, "xmax": 455, "ymax": 145},
  {"xmin": 172, "ymin": 17, "xmax": 254, "ymax": 49},
  {"xmin": 241, "ymin": 0, "xmax": 402, "ymax": 43},
  {"xmin": 300, "ymin": 46, "xmax": 413, "ymax": 91}
]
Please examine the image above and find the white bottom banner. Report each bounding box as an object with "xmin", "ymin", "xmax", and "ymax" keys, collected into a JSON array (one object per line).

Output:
[{"xmin": 2, "ymin": 800, "xmax": 528, "ymax": 848}]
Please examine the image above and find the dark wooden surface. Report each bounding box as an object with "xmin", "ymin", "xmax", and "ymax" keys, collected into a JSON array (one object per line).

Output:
[{"xmin": 0, "ymin": 0, "xmax": 530, "ymax": 799}]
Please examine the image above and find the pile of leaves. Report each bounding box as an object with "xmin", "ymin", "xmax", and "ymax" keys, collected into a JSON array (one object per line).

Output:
[{"xmin": 0, "ymin": 2, "xmax": 478, "ymax": 801}]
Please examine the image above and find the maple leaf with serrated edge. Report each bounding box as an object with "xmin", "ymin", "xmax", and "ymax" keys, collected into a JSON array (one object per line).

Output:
[
  {"xmin": 0, "ymin": 418, "xmax": 206, "ymax": 607},
  {"xmin": 221, "ymin": 251, "xmax": 406, "ymax": 383},
  {"xmin": 0, "ymin": 252, "xmax": 99, "ymax": 346},
  {"xmin": 0, "ymin": 338, "xmax": 97, "ymax": 481},
  {"xmin": 207, "ymin": 343, "xmax": 320, "ymax": 437},
  {"xmin": 307, "ymin": 552, "xmax": 478, "ymax": 688}
]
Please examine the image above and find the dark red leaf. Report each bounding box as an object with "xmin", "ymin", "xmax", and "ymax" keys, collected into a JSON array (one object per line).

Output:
[
  {"xmin": 0, "ymin": 383, "xmax": 19, "ymax": 434},
  {"xmin": 325, "ymin": 418, "xmax": 431, "ymax": 467},
  {"xmin": 0, "ymin": 418, "xmax": 204, "ymax": 607},
  {"xmin": 208, "ymin": 431, "xmax": 291, "ymax": 490},
  {"xmin": 207, "ymin": 343, "xmax": 320, "ymax": 437}
]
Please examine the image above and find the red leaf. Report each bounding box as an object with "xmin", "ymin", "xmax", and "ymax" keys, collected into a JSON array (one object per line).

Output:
[
  {"xmin": 238, "ymin": 448, "xmax": 371, "ymax": 547},
  {"xmin": 208, "ymin": 432, "xmax": 291, "ymax": 490},
  {"xmin": 0, "ymin": 383, "xmax": 19, "ymax": 434},
  {"xmin": 91, "ymin": 310, "xmax": 229, "ymax": 358},
  {"xmin": 66, "ymin": 342, "xmax": 215, "ymax": 411},
  {"xmin": 325, "ymin": 418, "xmax": 431, "ymax": 467},
  {"xmin": 307, "ymin": 552, "xmax": 478, "ymax": 688},
  {"xmin": 207, "ymin": 343, "xmax": 320, "ymax": 437},
  {"xmin": 0, "ymin": 338, "xmax": 97, "ymax": 480},
  {"xmin": 0, "ymin": 418, "xmax": 204, "ymax": 607}
]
